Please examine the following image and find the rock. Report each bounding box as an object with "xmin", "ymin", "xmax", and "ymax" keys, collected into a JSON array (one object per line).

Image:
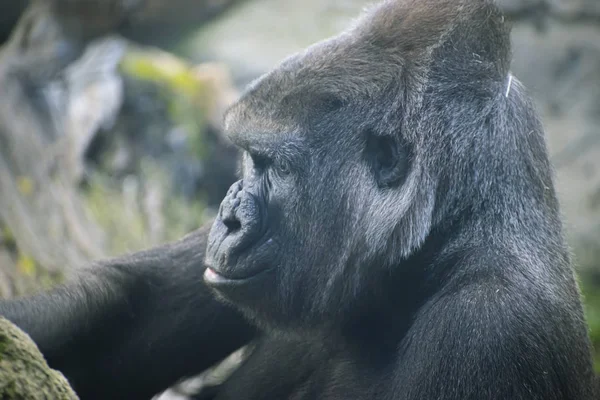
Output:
[{"xmin": 0, "ymin": 317, "xmax": 78, "ymax": 399}]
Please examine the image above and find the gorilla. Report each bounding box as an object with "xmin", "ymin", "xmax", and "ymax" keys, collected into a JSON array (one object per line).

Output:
[{"xmin": 1, "ymin": 0, "xmax": 597, "ymax": 399}]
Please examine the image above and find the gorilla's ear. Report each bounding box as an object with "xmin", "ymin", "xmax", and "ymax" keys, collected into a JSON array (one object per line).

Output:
[{"xmin": 365, "ymin": 130, "xmax": 410, "ymax": 188}]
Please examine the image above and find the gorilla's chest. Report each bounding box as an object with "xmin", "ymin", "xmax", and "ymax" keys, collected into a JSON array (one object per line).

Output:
[{"xmin": 217, "ymin": 339, "xmax": 382, "ymax": 400}]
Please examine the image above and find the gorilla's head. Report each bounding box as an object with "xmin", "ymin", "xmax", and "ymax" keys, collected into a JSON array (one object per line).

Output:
[{"xmin": 204, "ymin": 0, "xmax": 546, "ymax": 331}]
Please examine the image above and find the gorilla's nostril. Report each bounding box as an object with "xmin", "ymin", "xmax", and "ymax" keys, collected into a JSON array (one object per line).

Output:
[
  {"xmin": 224, "ymin": 218, "xmax": 242, "ymax": 232},
  {"xmin": 220, "ymin": 180, "xmax": 246, "ymax": 233}
]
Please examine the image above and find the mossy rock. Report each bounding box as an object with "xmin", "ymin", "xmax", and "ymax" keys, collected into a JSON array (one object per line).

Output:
[{"xmin": 0, "ymin": 317, "xmax": 78, "ymax": 399}]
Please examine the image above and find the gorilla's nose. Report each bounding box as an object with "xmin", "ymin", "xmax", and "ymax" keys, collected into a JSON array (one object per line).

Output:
[
  {"xmin": 205, "ymin": 178, "xmax": 266, "ymax": 278},
  {"xmin": 220, "ymin": 180, "xmax": 243, "ymax": 232}
]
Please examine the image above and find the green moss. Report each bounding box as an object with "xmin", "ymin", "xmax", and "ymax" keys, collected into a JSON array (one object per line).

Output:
[
  {"xmin": 0, "ymin": 317, "xmax": 79, "ymax": 399},
  {"xmin": 120, "ymin": 50, "xmax": 204, "ymax": 98},
  {"xmin": 120, "ymin": 48, "xmax": 210, "ymax": 161}
]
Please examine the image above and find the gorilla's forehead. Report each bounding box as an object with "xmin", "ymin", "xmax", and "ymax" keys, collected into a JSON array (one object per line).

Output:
[
  {"xmin": 223, "ymin": 0, "xmax": 497, "ymax": 146},
  {"xmin": 223, "ymin": 38, "xmax": 395, "ymax": 142}
]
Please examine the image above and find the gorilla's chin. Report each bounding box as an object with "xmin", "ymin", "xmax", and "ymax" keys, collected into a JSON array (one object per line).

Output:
[{"xmin": 203, "ymin": 260, "xmax": 277, "ymax": 312}]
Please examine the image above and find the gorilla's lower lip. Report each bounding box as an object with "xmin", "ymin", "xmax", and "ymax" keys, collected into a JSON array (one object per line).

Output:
[{"xmin": 203, "ymin": 267, "xmax": 270, "ymax": 285}]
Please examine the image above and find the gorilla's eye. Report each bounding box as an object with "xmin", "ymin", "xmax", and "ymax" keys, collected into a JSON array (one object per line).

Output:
[
  {"xmin": 314, "ymin": 93, "xmax": 345, "ymax": 114},
  {"xmin": 274, "ymin": 158, "xmax": 291, "ymax": 177}
]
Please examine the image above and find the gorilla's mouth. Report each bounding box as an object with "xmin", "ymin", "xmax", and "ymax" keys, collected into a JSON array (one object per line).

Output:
[
  {"xmin": 204, "ymin": 266, "xmax": 272, "ymax": 286},
  {"xmin": 204, "ymin": 230, "xmax": 275, "ymax": 284}
]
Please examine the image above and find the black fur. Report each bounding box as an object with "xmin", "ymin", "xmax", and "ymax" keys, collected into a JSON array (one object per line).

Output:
[
  {"xmin": 0, "ymin": 227, "xmax": 256, "ymax": 399},
  {"xmin": 1, "ymin": 1, "xmax": 597, "ymax": 399}
]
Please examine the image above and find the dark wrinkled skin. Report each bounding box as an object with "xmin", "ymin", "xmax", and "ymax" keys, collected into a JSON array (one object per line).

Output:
[
  {"xmin": 206, "ymin": 179, "xmax": 271, "ymax": 280},
  {"xmin": 1, "ymin": 0, "xmax": 598, "ymax": 399}
]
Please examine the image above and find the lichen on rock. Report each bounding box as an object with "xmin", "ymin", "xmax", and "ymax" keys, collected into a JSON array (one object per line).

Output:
[{"xmin": 0, "ymin": 317, "xmax": 78, "ymax": 399}]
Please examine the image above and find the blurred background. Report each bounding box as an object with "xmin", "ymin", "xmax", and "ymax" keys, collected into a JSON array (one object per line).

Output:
[{"xmin": 0, "ymin": 0, "xmax": 598, "ymax": 388}]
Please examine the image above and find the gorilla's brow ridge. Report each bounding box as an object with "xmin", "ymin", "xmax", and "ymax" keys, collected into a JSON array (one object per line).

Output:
[{"xmin": 242, "ymin": 136, "xmax": 305, "ymax": 168}]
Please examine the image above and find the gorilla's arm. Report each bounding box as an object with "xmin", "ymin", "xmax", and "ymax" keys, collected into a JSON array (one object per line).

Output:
[{"xmin": 0, "ymin": 224, "xmax": 256, "ymax": 400}]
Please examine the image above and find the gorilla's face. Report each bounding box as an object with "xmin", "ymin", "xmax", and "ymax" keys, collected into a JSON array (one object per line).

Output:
[
  {"xmin": 203, "ymin": 87, "xmax": 418, "ymax": 329},
  {"xmin": 203, "ymin": 123, "xmax": 384, "ymax": 328}
]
